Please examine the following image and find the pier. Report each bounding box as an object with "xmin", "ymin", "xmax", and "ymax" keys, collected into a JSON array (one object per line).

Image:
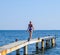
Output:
[{"xmin": 0, "ymin": 36, "xmax": 56, "ymax": 55}]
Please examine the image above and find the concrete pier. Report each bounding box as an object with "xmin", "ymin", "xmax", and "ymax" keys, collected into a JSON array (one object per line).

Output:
[{"xmin": 0, "ymin": 36, "xmax": 56, "ymax": 55}]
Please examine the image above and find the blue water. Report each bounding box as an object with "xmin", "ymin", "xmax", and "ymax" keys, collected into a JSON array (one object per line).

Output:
[{"xmin": 0, "ymin": 30, "xmax": 60, "ymax": 55}]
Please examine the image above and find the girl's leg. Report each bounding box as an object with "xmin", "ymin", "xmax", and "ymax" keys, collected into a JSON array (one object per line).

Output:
[{"xmin": 30, "ymin": 31, "xmax": 32, "ymax": 39}]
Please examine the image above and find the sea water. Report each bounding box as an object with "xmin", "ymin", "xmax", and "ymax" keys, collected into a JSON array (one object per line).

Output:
[{"xmin": 0, "ymin": 30, "xmax": 60, "ymax": 55}]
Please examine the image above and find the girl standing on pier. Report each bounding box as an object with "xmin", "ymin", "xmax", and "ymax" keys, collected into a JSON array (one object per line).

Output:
[{"xmin": 27, "ymin": 21, "xmax": 34, "ymax": 40}]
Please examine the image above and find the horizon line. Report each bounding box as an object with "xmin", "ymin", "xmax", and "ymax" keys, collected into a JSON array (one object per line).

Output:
[{"xmin": 0, "ymin": 29, "xmax": 60, "ymax": 30}]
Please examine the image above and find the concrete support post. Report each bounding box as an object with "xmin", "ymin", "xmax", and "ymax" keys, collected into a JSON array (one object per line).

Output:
[
  {"xmin": 36, "ymin": 42, "xmax": 39, "ymax": 53},
  {"xmin": 24, "ymin": 45, "xmax": 28, "ymax": 55},
  {"xmin": 15, "ymin": 39, "xmax": 20, "ymax": 55},
  {"xmin": 51, "ymin": 38, "xmax": 56, "ymax": 47},
  {"xmin": 46, "ymin": 40, "xmax": 50, "ymax": 48},
  {"xmin": 16, "ymin": 49, "xmax": 20, "ymax": 55},
  {"xmin": 41, "ymin": 39, "xmax": 44, "ymax": 51}
]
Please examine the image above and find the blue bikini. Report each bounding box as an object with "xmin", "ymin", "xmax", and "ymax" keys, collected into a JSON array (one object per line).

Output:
[{"xmin": 28, "ymin": 24, "xmax": 32, "ymax": 32}]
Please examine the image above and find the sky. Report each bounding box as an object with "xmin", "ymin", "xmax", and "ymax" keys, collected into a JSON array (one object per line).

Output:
[{"xmin": 0, "ymin": 0, "xmax": 60, "ymax": 30}]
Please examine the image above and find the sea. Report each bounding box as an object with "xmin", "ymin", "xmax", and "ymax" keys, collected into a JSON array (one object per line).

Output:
[{"xmin": 0, "ymin": 30, "xmax": 60, "ymax": 55}]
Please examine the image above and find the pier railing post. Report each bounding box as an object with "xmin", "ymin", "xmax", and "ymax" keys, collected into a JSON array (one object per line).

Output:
[
  {"xmin": 24, "ymin": 45, "xmax": 28, "ymax": 55},
  {"xmin": 41, "ymin": 39, "xmax": 44, "ymax": 50},
  {"xmin": 51, "ymin": 38, "xmax": 56, "ymax": 47}
]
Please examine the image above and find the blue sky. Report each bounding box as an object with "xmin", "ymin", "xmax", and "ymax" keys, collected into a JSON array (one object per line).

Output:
[{"xmin": 0, "ymin": 0, "xmax": 60, "ymax": 30}]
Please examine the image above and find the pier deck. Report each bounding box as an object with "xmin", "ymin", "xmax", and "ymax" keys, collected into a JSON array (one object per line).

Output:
[{"xmin": 0, "ymin": 36, "xmax": 56, "ymax": 55}]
